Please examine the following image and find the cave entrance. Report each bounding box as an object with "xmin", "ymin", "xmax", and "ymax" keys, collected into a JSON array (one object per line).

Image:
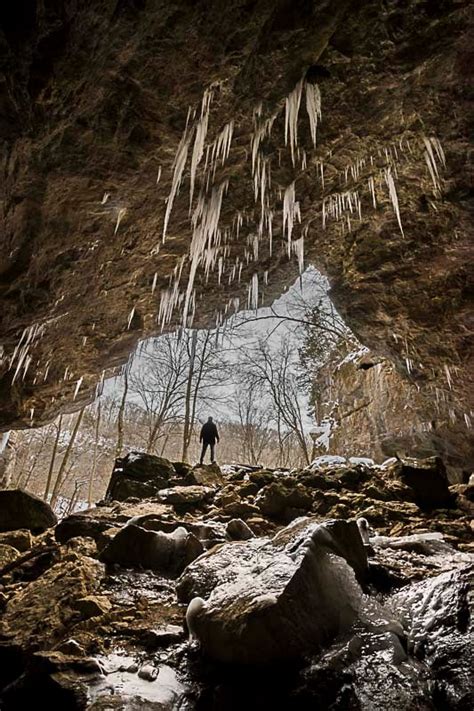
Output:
[{"xmin": 4, "ymin": 267, "xmax": 361, "ymax": 515}]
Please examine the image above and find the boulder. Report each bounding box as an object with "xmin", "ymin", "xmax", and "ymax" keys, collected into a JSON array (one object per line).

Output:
[
  {"xmin": 99, "ymin": 524, "xmax": 204, "ymax": 574},
  {"xmin": 390, "ymin": 456, "xmax": 452, "ymax": 509},
  {"xmin": 74, "ymin": 595, "xmax": 112, "ymax": 619},
  {"xmin": 0, "ymin": 555, "xmax": 104, "ymax": 651},
  {"xmin": 55, "ymin": 500, "xmax": 170, "ymax": 544},
  {"xmin": 178, "ymin": 518, "xmax": 367, "ymax": 664},
  {"xmin": 0, "ymin": 651, "xmax": 101, "ymax": 709},
  {"xmin": 105, "ymin": 452, "xmax": 176, "ymax": 502},
  {"xmin": 158, "ymin": 486, "xmax": 214, "ymax": 506},
  {"xmin": 0, "ymin": 489, "xmax": 57, "ymax": 533},
  {"xmin": 0, "ymin": 529, "xmax": 33, "ymax": 552},
  {"xmin": 190, "ymin": 463, "xmax": 224, "ymax": 487},
  {"xmin": 248, "ymin": 470, "xmax": 275, "ymax": 489},
  {"xmin": 226, "ymin": 519, "xmax": 254, "ymax": 541},
  {"xmin": 221, "ymin": 500, "xmax": 260, "ymax": 519},
  {"xmin": 256, "ymin": 482, "xmax": 313, "ymax": 520},
  {"xmin": 390, "ymin": 564, "xmax": 474, "ymax": 708},
  {"xmin": 0, "ymin": 544, "xmax": 19, "ymax": 569}
]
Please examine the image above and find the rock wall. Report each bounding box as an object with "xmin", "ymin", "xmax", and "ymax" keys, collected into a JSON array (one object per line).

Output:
[
  {"xmin": 0, "ymin": 1, "xmax": 472, "ymax": 464},
  {"xmin": 313, "ymin": 345, "xmax": 471, "ymax": 476}
]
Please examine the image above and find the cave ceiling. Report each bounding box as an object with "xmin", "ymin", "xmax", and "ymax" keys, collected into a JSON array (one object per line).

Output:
[{"xmin": 0, "ymin": 0, "xmax": 472, "ymax": 465}]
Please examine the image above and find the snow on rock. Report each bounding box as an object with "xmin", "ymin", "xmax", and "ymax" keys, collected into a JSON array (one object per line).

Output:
[
  {"xmin": 335, "ymin": 346, "xmax": 370, "ymax": 370},
  {"xmin": 310, "ymin": 455, "xmax": 348, "ymax": 469},
  {"xmin": 176, "ymin": 517, "xmax": 367, "ymax": 663},
  {"xmin": 379, "ymin": 457, "xmax": 398, "ymax": 470},
  {"xmin": 348, "ymin": 456, "xmax": 375, "ymax": 467},
  {"xmin": 388, "ymin": 565, "xmax": 474, "ymax": 708}
]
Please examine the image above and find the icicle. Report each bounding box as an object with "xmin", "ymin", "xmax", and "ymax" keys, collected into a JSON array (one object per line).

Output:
[
  {"xmin": 384, "ymin": 167, "xmax": 404, "ymax": 237},
  {"xmin": 101, "ymin": 192, "xmax": 110, "ymax": 204},
  {"xmin": 73, "ymin": 377, "xmax": 83, "ymax": 400},
  {"xmin": 284, "ymin": 79, "xmax": 304, "ymax": 166},
  {"xmin": 127, "ymin": 307, "xmax": 136, "ymax": 329},
  {"xmin": 422, "ymin": 136, "xmax": 442, "ymax": 193},
  {"xmin": 283, "ymin": 182, "xmax": 301, "ymax": 256},
  {"xmin": 114, "ymin": 207, "xmax": 127, "ymax": 235},
  {"xmin": 305, "ymin": 82, "xmax": 321, "ymax": 147},
  {"xmin": 368, "ymin": 177, "xmax": 377, "ymax": 208},
  {"xmin": 151, "ymin": 272, "xmax": 158, "ymax": 294},
  {"xmin": 189, "ymin": 87, "xmax": 214, "ymax": 211},
  {"xmin": 250, "ymin": 273, "xmax": 259, "ymax": 310},
  {"xmin": 156, "ymin": 166, "xmax": 162, "ymax": 184},
  {"xmin": 444, "ymin": 364, "xmax": 452, "ymax": 390},
  {"xmin": 163, "ymin": 111, "xmax": 192, "ymax": 242},
  {"xmin": 292, "ymin": 236, "xmax": 305, "ymax": 274}
]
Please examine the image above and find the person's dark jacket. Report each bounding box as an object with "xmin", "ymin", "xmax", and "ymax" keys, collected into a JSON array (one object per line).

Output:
[{"xmin": 200, "ymin": 422, "xmax": 219, "ymax": 444}]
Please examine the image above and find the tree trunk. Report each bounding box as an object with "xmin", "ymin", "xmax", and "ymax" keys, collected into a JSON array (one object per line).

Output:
[
  {"xmin": 50, "ymin": 407, "xmax": 85, "ymax": 508},
  {"xmin": 115, "ymin": 370, "xmax": 129, "ymax": 460},
  {"xmin": 88, "ymin": 400, "xmax": 101, "ymax": 506},
  {"xmin": 44, "ymin": 415, "xmax": 63, "ymax": 501},
  {"xmin": 182, "ymin": 331, "xmax": 197, "ymax": 462}
]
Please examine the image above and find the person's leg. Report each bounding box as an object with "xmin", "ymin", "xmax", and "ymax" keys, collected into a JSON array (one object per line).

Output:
[
  {"xmin": 200, "ymin": 442, "xmax": 208, "ymax": 464},
  {"xmin": 210, "ymin": 443, "xmax": 215, "ymax": 463}
]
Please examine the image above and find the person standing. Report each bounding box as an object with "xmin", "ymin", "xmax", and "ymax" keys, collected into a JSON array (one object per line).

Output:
[{"xmin": 199, "ymin": 417, "xmax": 219, "ymax": 464}]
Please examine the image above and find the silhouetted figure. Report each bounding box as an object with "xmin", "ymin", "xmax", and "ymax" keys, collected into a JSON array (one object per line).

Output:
[{"xmin": 199, "ymin": 417, "xmax": 219, "ymax": 464}]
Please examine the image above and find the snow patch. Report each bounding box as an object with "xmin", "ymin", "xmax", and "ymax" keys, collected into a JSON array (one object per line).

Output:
[{"xmin": 310, "ymin": 455, "xmax": 348, "ymax": 468}]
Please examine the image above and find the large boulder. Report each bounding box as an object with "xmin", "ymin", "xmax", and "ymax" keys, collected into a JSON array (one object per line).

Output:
[
  {"xmin": 157, "ymin": 486, "xmax": 214, "ymax": 506},
  {"xmin": 105, "ymin": 452, "xmax": 176, "ymax": 502},
  {"xmin": 390, "ymin": 456, "xmax": 452, "ymax": 510},
  {"xmin": 255, "ymin": 481, "xmax": 313, "ymax": 521},
  {"xmin": 99, "ymin": 524, "xmax": 204, "ymax": 574},
  {"xmin": 0, "ymin": 489, "xmax": 57, "ymax": 533},
  {"xmin": 55, "ymin": 500, "xmax": 170, "ymax": 544},
  {"xmin": 0, "ymin": 554, "xmax": 104, "ymax": 651},
  {"xmin": 389, "ymin": 564, "xmax": 474, "ymax": 708},
  {"xmin": 0, "ymin": 529, "xmax": 33, "ymax": 553},
  {"xmin": 177, "ymin": 518, "xmax": 367, "ymax": 664},
  {"xmin": 190, "ymin": 463, "xmax": 224, "ymax": 487}
]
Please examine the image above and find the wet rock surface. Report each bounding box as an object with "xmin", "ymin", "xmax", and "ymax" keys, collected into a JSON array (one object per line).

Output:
[{"xmin": 0, "ymin": 453, "xmax": 472, "ymax": 708}]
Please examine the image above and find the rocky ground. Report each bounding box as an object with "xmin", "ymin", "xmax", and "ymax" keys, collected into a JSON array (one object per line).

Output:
[{"xmin": 0, "ymin": 452, "xmax": 473, "ymax": 709}]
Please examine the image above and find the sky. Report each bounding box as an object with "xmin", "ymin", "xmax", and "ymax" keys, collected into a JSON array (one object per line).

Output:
[{"xmin": 103, "ymin": 267, "xmax": 335, "ymax": 429}]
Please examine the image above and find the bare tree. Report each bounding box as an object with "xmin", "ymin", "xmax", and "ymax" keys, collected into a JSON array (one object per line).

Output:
[
  {"xmin": 234, "ymin": 383, "xmax": 273, "ymax": 465},
  {"xmin": 239, "ymin": 338, "xmax": 312, "ymax": 465},
  {"xmin": 44, "ymin": 415, "xmax": 63, "ymax": 501},
  {"xmin": 115, "ymin": 370, "xmax": 129, "ymax": 459},
  {"xmin": 88, "ymin": 400, "xmax": 101, "ymax": 506},
  {"xmin": 50, "ymin": 407, "xmax": 85, "ymax": 508}
]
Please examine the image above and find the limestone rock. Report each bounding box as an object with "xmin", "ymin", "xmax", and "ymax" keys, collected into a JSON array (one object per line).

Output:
[
  {"xmin": 55, "ymin": 500, "xmax": 169, "ymax": 544},
  {"xmin": 99, "ymin": 524, "xmax": 204, "ymax": 574},
  {"xmin": 226, "ymin": 519, "xmax": 254, "ymax": 541},
  {"xmin": 74, "ymin": 595, "xmax": 112, "ymax": 619},
  {"xmin": 0, "ymin": 544, "xmax": 19, "ymax": 569},
  {"xmin": 177, "ymin": 518, "xmax": 367, "ymax": 663},
  {"xmin": 0, "ymin": 489, "xmax": 57, "ymax": 533},
  {"xmin": 105, "ymin": 452, "xmax": 176, "ymax": 502},
  {"xmin": 391, "ymin": 456, "xmax": 452, "ymax": 510},
  {"xmin": 256, "ymin": 481, "xmax": 313, "ymax": 521},
  {"xmin": 221, "ymin": 500, "xmax": 260, "ymax": 519},
  {"xmin": 0, "ymin": 529, "xmax": 33, "ymax": 553},
  {"xmin": 0, "ymin": 555, "xmax": 105, "ymax": 650},
  {"xmin": 191, "ymin": 463, "xmax": 224, "ymax": 487},
  {"xmin": 0, "ymin": 651, "xmax": 101, "ymax": 708},
  {"xmin": 390, "ymin": 564, "xmax": 474, "ymax": 708},
  {"xmin": 158, "ymin": 486, "xmax": 214, "ymax": 506}
]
